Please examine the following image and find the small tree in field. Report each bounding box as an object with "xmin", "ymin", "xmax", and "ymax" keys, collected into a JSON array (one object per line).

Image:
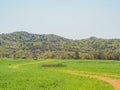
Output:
[{"xmin": 74, "ymin": 51, "xmax": 80, "ymax": 59}]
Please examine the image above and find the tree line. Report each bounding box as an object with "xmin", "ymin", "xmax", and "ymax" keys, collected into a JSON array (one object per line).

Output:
[{"xmin": 0, "ymin": 31, "xmax": 120, "ymax": 60}]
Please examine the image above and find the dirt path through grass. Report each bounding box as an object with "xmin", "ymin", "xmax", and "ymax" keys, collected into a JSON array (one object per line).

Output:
[
  {"xmin": 61, "ymin": 70, "xmax": 120, "ymax": 90},
  {"xmin": 8, "ymin": 61, "xmax": 120, "ymax": 90},
  {"xmin": 8, "ymin": 60, "xmax": 53, "ymax": 69}
]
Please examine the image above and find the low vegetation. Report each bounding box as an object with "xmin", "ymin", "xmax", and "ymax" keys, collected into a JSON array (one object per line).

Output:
[
  {"xmin": 1, "ymin": 58, "xmax": 120, "ymax": 90},
  {"xmin": 41, "ymin": 63, "xmax": 66, "ymax": 67}
]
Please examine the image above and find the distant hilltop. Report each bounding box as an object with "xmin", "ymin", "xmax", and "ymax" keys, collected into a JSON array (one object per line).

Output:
[
  {"xmin": 0, "ymin": 31, "xmax": 68, "ymax": 42},
  {"xmin": 0, "ymin": 31, "xmax": 120, "ymax": 60}
]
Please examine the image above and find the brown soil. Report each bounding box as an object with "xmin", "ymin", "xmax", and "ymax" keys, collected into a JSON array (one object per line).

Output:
[{"xmin": 63, "ymin": 70, "xmax": 120, "ymax": 90}]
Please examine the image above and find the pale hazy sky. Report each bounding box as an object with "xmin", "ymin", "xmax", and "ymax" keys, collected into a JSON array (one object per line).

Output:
[{"xmin": 0, "ymin": 0, "xmax": 120, "ymax": 39}]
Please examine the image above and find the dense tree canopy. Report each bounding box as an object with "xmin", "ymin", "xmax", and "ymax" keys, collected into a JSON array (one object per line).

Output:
[{"xmin": 0, "ymin": 31, "xmax": 120, "ymax": 60}]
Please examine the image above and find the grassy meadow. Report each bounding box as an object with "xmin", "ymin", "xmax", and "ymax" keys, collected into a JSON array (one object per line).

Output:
[{"xmin": 0, "ymin": 58, "xmax": 120, "ymax": 90}]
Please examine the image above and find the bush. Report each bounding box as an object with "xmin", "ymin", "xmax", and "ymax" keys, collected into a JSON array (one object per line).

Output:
[{"xmin": 41, "ymin": 63, "xmax": 66, "ymax": 67}]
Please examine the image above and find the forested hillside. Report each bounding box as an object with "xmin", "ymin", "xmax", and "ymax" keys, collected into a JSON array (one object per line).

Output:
[{"xmin": 0, "ymin": 31, "xmax": 120, "ymax": 60}]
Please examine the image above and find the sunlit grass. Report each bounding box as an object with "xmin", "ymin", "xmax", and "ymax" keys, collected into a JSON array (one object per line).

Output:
[{"xmin": 0, "ymin": 58, "xmax": 119, "ymax": 90}]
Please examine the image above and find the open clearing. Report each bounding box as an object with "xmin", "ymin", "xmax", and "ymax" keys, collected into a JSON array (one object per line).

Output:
[{"xmin": 0, "ymin": 58, "xmax": 120, "ymax": 90}]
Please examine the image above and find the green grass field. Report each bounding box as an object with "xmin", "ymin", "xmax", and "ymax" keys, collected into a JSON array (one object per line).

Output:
[{"xmin": 0, "ymin": 58, "xmax": 120, "ymax": 90}]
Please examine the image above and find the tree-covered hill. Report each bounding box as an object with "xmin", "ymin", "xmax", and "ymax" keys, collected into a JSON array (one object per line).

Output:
[{"xmin": 0, "ymin": 31, "xmax": 120, "ymax": 60}]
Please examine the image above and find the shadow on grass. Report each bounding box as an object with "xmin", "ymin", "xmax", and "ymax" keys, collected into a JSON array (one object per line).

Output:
[{"xmin": 41, "ymin": 63, "xmax": 66, "ymax": 67}]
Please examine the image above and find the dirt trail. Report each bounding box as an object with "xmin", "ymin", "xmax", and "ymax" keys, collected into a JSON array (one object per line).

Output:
[
  {"xmin": 62, "ymin": 70, "xmax": 120, "ymax": 90},
  {"xmin": 8, "ymin": 61, "xmax": 120, "ymax": 90},
  {"xmin": 66, "ymin": 70, "xmax": 120, "ymax": 79},
  {"xmin": 8, "ymin": 60, "xmax": 53, "ymax": 69}
]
